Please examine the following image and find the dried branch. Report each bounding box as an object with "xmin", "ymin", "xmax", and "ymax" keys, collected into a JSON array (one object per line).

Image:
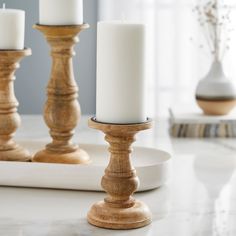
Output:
[{"xmin": 192, "ymin": 0, "xmax": 233, "ymax": 61}]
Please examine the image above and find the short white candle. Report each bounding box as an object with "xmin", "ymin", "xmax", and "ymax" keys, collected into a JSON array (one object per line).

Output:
[
  {"xmin": 39, "ymin": 0, "xmax": 83, "ymax": 26},
  {"xmin": 96, "ymin": 21, "xmax": 147, "ymax": 124},
  {"xmin": 0, "ymin": 4, "xmax": 25, "ymax": 50}
]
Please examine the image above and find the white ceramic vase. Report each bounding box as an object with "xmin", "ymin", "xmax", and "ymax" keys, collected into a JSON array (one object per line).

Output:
[{"xmin": 196, "ymin": 60, "xmax": 236, "ymax": 115}]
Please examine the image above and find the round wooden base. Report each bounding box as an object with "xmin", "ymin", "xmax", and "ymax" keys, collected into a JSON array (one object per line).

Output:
[
  {"xmin": 87, "ymin": 200, "xmax": 152, "ymax": 230},
  {"xmin": 196, "ymin": 98, "xmax": 236, "ymax": 116},
  {"xmin": 0, "ymin": 145, "xmax": 31, "ymax": 162},
  {"xmin": 33, "ymin": 148, "xmax": 90, "ymax": 164}
]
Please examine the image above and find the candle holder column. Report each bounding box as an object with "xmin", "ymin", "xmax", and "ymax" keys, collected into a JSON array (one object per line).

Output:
[
  {"xmin": 0, "ymin": 49, "xmax": 31, "ymax": 161},
  {"xmin": 33, "ymin": 24, "xmax": 90, "ymax": 164},
  {"xmin": 87, "ymin": 118, "xmax": 153, "ymax": 229}
]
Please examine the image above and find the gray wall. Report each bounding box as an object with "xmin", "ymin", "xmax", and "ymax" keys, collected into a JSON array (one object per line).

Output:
[{"xmin": 0, "ymin": 0, "xmax": 97, "ymax": 114}]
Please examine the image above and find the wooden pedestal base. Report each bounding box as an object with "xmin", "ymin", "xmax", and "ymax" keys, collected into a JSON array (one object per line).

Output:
[
  {"xmin": 87, "ymin": 118, "xmax": 153, "ymax": 230},
  {"xmin": 88, "ymin": 200, "xmax": 151, "ymax": 230},
  {"xmin": 0, "ymin": 49, "xmax": 32, "ymax": 162},
  {"xmin": 0, "ymin": 145, "xmax": 31, "ymax": 162},
  {"xmin": 196, "ymin": 97, "xmax": 236, "ymax": 116},
  {"xmin": 32, "ymin": 24, "xmax": 90, "ymax": 164},
  {"xmin": 33, "ymin": 147, "xmax": 90, "ymax": 164}
]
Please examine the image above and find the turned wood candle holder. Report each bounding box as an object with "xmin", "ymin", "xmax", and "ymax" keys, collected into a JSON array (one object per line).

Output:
[
  {"xmin": 0, "ymin": 49, "xmax": 31, "ymax": 162},
  {"xmin": 87, "ymin": 117, "xmax": 153, "ymax": 230},
  {"xmin": 32, "ymin": 24, "xmax": 90, "ymax": 164}
]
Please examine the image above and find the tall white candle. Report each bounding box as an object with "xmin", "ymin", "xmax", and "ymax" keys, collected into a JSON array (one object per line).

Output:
[
  {"xmin": 96, "ymin": 21, "xmax": 147, "ymax": 124},
  {"xmin": 39, "ymin": 0, "xmax": 83, "ymax": 26},
  {"xmin": 0, "ymin": 4, "xmax": 25, "ymax": 50}
]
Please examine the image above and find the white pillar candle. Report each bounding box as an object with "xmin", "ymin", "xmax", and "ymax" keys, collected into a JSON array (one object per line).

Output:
[
  {"xmin": 0, "ymin": 4, "xmax": 25, "ymax": 50},
  {"xmin": 39, "ymin": 0, "xmax": 83, "ymax": 26},
  {"xmin": 96, "ymin": 21, "xmax": 147, "ymax": 124}
]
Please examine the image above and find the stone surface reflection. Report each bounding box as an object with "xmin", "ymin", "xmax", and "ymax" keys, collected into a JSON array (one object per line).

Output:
[{"xmin": 193, "ymin": 154, "xmax": 236, "ymax": 236}]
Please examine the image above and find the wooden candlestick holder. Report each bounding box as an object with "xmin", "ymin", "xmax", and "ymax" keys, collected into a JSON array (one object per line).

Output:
[
  {"xmin": 32, "ymin": 24, "xmax": 90, "ymax": 164},
  {"xmin": 0, "ymin": 49, "xmax": 31, "ymax": 162},
  {"xmin": 87, "ymin": 118, "xmax": 153, "ymax": 229}
]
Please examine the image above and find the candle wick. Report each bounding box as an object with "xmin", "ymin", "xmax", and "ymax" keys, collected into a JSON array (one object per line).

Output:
[{"xmin": 3, "ymin": 3, "xmax": 6, "ymax": 9}]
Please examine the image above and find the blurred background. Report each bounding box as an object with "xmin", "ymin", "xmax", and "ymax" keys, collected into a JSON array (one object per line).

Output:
[{"xmin": 1, "ymin": 0, "xmax": 236, "ymax": 117}]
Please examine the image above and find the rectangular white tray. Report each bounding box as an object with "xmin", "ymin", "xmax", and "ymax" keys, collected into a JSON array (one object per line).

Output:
[{"xmin": 0, "ymin": 142, "xmax": 171, "ymax": 192}]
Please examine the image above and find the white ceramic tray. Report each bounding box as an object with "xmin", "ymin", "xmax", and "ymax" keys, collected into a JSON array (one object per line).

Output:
[{"xmin": 0, "ymin": 143, "xmax": 172, "ymax": 192}]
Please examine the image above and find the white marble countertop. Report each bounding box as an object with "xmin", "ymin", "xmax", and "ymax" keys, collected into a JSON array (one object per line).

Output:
[{"xmin": 1, "ymin": 115, "xmax": 236, "ymax": 236}]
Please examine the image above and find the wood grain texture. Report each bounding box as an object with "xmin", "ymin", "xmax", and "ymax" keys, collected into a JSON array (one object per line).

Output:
[
  {"xmin": 32, "ymin": 24, "xmax": 90, "ymax": 164},
  {"xmin": 0, "ymin": 49, "xmax": 31, "ymax": 162},
  {"xmin": 87, "ymin": 118, "xmax": 153, "ymax": 229}
]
